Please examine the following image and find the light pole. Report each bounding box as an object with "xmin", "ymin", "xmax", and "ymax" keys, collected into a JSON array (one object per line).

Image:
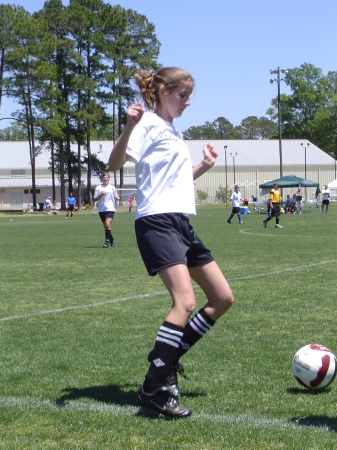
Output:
[
  {"xmin": 230, "ymin": 152, "xmax": 238, "ymax": 185},
  {"xmin": 270, "ymin": 67, "xmax": 288, "ymax": 179},
  {"xmin": 224, "ymin": 145, "xmax": 228, "ymax": 198},
  {"xmin": 301, "ymin": 142, "xmax": 310, "ymax": 199}
]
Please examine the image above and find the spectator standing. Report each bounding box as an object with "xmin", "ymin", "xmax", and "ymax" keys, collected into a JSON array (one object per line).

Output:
[
  {"xmin": 45, "ymin": 196, "xmax": 52, "ymax": 214},
  {"xmin": 315, "ymin": 186, "xmax": 321, "ymax": 208},
  {"xmin": 295, "ymin": 185, "xmax": 303, "ymax": 214},
  {"xmin": 321, "ymin": 184, "xmax": 331, "ymax": 213},
  {"xmin": 128, "ymin": 196, "xmax": 133, "ymax": 212}
]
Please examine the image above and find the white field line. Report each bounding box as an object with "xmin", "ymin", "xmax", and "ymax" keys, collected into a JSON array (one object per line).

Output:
[
  {"xmin": 0, "ymin": 395, "xmax": 302, "ymax": 431},
  {"xmin": 227, "ymin": 259, "xmax": 337, "ymax": 282},
  {"xmin": 239, "ymin": 228, "xmax": 317, "ymax": 238},
  {"xmin": 0, "ymin": 290, "xmax": 168, "ymax": 322},
  {"xmin": 1, "ymin": 260, "xmax": 336, "ymax": 323},
  {"xmin": 239, "ymin": 219, "xmax": 324, "ymax": 237}
]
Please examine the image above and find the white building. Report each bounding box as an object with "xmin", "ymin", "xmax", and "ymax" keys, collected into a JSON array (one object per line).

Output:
[
  {"xmin": 0, "ymin": 139, "xmax": 335, "ymax": 210},
  {"xmin": 0, "ymin": 141, "xmax": 136, "ymax": 210},
  {"xmin": 188, "ymin": 139, "xmax": 336, "ymax": 202}
]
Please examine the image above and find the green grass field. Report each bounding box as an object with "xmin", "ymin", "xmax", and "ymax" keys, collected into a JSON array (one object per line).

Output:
[{"xmin": 0, "ymin": 204, "xmax": 336, "ymax": 449}]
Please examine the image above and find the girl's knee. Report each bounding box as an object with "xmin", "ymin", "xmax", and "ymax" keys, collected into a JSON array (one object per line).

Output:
[
  {"xmin": 226, "ymin": 292, "xmax": 234, "ymax": 308},
  {"xmin": 186, "ymin": 300, "xmax": 196, "ymax": 315},
  {"xmin": 169, "ymin": 299, "xmax": 196, "ymax": 325},
  {"xmin": 175, "ymin": 298, "xmax": 196, "ymax": 317},
  {"xmin": 218, "ymin": 291, "xmax": 234, "ymax": 314}
]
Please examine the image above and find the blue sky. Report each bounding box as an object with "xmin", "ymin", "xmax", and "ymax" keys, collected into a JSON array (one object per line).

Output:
[{"xmin": 1, "ymin": 0, "xmax": 337, "ymax": 133}]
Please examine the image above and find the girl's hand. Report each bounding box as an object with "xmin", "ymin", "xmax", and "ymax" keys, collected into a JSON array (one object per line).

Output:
[
  {"xmin": 203, "ymin": 142, "xmax": 218, "ymax": 167},
  {"xmin": 127, "ymin": 102, "xmax": 145, "ymax": 127}
]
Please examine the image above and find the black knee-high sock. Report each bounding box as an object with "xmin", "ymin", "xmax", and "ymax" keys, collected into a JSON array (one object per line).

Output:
[
  {"xmin": 143, "ymin": 321, "xmax": 184, "ymax": 392},
  {"xmin": 177, "ymin": 308, "xmax": 215, "ymax": 360},
  {"xmin": 105, "ymin": 229, "xmax": 112, "ymax": 241}
]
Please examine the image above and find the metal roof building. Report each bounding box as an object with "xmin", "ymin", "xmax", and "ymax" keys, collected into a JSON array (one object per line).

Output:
[
  {"xmin": 187, "ymin": 139, "xmax": 336, "ymax": 201},
  {"xmin": 0, "ymin": 139, "xmax": 336, "ymax": 210},
  {"xmin": 187, "ymin": 139, "xmax": 334, "ymax": 166}
]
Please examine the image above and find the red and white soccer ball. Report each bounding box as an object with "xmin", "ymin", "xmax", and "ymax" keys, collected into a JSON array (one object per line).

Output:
[{"xmin": 292, "ymin": 344, "xmax": 336, "ymax": 390}]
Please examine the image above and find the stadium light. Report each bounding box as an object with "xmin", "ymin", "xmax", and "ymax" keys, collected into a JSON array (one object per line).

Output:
[
  {"xmin": 270, "ymin": 67, "xmax": 288, "ymax": 179},
  {"xmin": 230, "ymin": 152, "xmax": 238, "ymax": 185},
  {"xmin": 224, "ymin": 145, "xmax": 228, "ymax": 195},
  {"xmin": 301, "ymin": 142, "xmax": 310, "ymax": 199}
]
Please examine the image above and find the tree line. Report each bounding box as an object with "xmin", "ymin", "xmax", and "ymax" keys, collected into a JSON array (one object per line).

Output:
[
  {"xmin": 183, "ymin": 116, "xmax": 277, "ymax": 140},
  {"xmin": 0, "ymin": 0, "xmax": 160, "ymax": 208}
]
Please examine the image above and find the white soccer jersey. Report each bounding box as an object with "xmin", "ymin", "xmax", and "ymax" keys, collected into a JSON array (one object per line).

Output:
[
  {"xmin": 230, "ymin": 191, "xmax": 241, "ymax": 208},
  {"xmin": 94, "ymin": 184, "xmax": 118, "ymax": 212},
  {"xmin": 126, "ymin": 112, "xmax": 196, "ymax": 220},
  {"xmin": 322, "ymin": 188, "xmax": 330, "ymax": 200}
]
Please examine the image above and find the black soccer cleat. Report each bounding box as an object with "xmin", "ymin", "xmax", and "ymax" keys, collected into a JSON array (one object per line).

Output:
[
  {"xmin": 110, "ymin": 237, "xmax": 116, "ymax": 247},
  {"xmin": 103, "ymin": 240, "xmax": 110, "ymax": 248},
  {"xmin": 147, "ymin": 350, "xmax": 188, "ymax": 397},
  {"xmin": 137, "ymin": 384, "xmax": 192, "ymax": 419}
]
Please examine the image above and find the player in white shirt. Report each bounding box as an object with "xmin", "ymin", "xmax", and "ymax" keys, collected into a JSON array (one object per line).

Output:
[
  {"xmin": 94, "ymin": 172, "xmax": 120, "ymax": 248},
  {"xmin": 226, "ymin": 185, "xmax": 243, "ymax": 224},
  {"xmin": 109, "ymin": 67, "xmax": 234, "ymax": 418}
]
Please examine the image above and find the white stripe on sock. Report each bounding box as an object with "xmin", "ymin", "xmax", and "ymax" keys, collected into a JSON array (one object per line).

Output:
[
  {"xmin": 159, "ymin": 326, "xmax": 183, "ymax": 338},
  {"xmin": 155, "ymin": 325, "xmax": 183, "ymax": 348},
  {"xmin": 195, "ymin": 312, "xmax": 213, "ymax": 329},
  {"xmin": 190, "ymin": 320, "xmax": 204, "ymax": 336},
  {"xmin": 193, "ymin": 315, "xmax": 212, "ymax": 333},
  {"xmin": 189, "ymin": 312, "xmax": 212, "ymax": 335},
  {"xmin": 157, "ymin": 330, "xmax": 182, "ymax": 345},
  {"xmin": 156, "ymin": 336, "xmax": 180, "ymax": 348}
]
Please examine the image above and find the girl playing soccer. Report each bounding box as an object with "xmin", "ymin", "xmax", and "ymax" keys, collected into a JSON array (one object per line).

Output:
[
  {"xmin": 109, "ymin": 67, "xmax": 234, "ymax": 418},
  {"xmin": 226, "ymin": 185, "xmax": 244, "ymax": 224},
  {"xmin": 93, "ymin": 172, "xmax": 120, "ymax": 248}
]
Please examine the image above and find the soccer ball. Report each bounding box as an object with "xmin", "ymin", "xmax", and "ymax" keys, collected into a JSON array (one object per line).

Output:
[{"xmin": 292, "ymin": 344, "xmax": 336, "ymax": 390}]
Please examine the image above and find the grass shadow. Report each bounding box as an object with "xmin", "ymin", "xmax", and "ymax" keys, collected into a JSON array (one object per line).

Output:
[
  {"xmin": 55, "ymin": 384, "xmax": 204, "ymax": 419},
  {"xmin": 287, "ymin": 387, "xmax": 332, "ymax": 395},
  {"xmin": 290, "ymin": 415, "xmax": 337, "ymax": 432},
  {"xmin": 55, "ymin": 383, "xmax": 140, "ymax": 408}
]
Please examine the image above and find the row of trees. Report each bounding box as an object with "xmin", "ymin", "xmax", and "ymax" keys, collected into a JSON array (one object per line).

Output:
[
  {"xmin": 183, "ymin": 116, "xmax": 277, "ymax": 140},
  {"xmin": 0, "ymin": 0, "xmax": 160, "ymax": 208},
  {"xmin": 183, "ymin": 63, "xmax": 337, "ymax": 160}
]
